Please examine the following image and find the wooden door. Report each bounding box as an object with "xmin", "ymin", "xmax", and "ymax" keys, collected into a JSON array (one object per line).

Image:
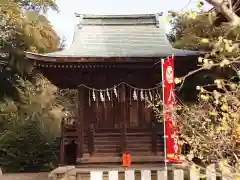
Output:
[{"xmin": 84, "ymin": 95, "xmax": 121, "ymax": 130}]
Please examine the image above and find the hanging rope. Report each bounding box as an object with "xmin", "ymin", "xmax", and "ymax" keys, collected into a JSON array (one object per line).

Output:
[{"xmin": 77, "ymin": 82, "xmax": 162, "ymax": 92}]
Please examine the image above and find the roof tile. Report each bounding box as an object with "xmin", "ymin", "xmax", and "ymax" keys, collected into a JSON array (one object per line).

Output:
[{"xmin": 43, "ymin": 14, "xmax": 199, "ymax": 58}]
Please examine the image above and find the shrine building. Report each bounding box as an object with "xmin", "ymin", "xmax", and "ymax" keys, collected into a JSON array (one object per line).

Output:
[{"xmin": 25, "ymin": 13, "xmax": 201, "ymax": 166}]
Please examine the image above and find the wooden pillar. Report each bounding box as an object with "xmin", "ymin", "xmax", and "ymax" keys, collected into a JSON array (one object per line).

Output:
[
  {"xmin": 77, "ymin": 86, "xmax": 84, "ymax": 159},
  {"xmin": 138, "ymin": 102, "xmax": 144, "ymax": 128},
  {"xmin": 151, "ymin": 97, "xmax": 157, "ymax": 154},
  {"xmin": 60, "ymin": 120, "xmax": 65, "ymax": 165},
  {"xmin": 88, "ymin": 123, "xmax": 95, "ymax": 154},
  {"xmin": 151, "ymin": 120, "xmax": 158, "ymax": 154},
  {"xmin": 120, "ymin": 83, "xmax": 127, "ymax": 152}
]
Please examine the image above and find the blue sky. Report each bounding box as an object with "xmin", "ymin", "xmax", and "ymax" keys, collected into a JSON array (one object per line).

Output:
[{"xmin": 47, "ymin": 0, "xmax": 212, "ymax": 47}]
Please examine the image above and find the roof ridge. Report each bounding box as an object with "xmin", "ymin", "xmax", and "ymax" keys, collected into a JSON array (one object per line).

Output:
[{"xmin": 74, "ymin": 13, "xmax": 163, "ymax": 19}]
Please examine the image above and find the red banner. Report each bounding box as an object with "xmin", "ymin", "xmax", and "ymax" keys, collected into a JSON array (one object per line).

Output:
[{"xmin": 162, "ymin": 57, "xmax": 181, "ymax": 163}]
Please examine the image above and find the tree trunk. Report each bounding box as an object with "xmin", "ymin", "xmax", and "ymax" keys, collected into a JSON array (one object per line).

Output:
[{"xmin": 206, "ymin": 0, "xmax": 240, "ymax": 26}]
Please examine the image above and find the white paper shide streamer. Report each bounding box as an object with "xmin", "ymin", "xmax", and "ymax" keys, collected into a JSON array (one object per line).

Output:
[
  {"xmin": 100, "ymin": 90, "xmax": 105, "ymax": 102},
  {"xmin": 114, "ymin": 86, "xmax": 118, "ymax": 98},
  {"xmin": 133, "ymin": 89, "xmax": 138, "ymax": 100},
  {"xmin": 149, "ymin": 90, "xmax": 153, "ymax": 101},
  {"xmin": 92, "ymin": 90, "xmax": 96, "ymax": 101},
  {"xmin": 140, "ymin": 90, "xmax": 144, "ymax": 101},
  {"xmin": 106, "ymin": 88, "xmax": 110, "ymax": 101}
]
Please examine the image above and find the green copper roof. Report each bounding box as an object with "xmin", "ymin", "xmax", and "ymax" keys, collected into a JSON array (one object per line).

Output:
[{"xmin": 27, "ymin": 14, "xmax": 200, "ymax": 58}]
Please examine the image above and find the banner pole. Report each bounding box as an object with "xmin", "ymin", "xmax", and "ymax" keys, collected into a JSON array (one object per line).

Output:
[{"xmin": 161, "ymin": 58, "xmax": 168, "ymax": 179}]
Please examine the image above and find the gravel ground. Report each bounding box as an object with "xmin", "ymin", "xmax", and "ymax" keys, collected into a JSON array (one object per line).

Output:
[{"xmin": 1, "ymin": 172, "xmax": 50, "ymax": 180}]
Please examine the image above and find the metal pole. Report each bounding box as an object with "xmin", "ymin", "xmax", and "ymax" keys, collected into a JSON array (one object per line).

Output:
[{"xmin": 161, "ymin": 58, "xmax": 168, "ymax": 180}]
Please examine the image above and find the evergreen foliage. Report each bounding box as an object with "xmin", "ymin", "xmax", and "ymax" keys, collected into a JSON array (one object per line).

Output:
[
  {"xmin": 0, "ymin": 120, "xmax": 60, "ymax": 172},
  {"xmin": 0, "ymin": 0, "xmax": 64, "ymax": 172}
]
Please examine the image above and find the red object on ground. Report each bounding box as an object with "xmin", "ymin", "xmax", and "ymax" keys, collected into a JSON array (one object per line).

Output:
[{"xmin": 122, "ymin": 152, "xmax": 131, "ymax": 168}]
